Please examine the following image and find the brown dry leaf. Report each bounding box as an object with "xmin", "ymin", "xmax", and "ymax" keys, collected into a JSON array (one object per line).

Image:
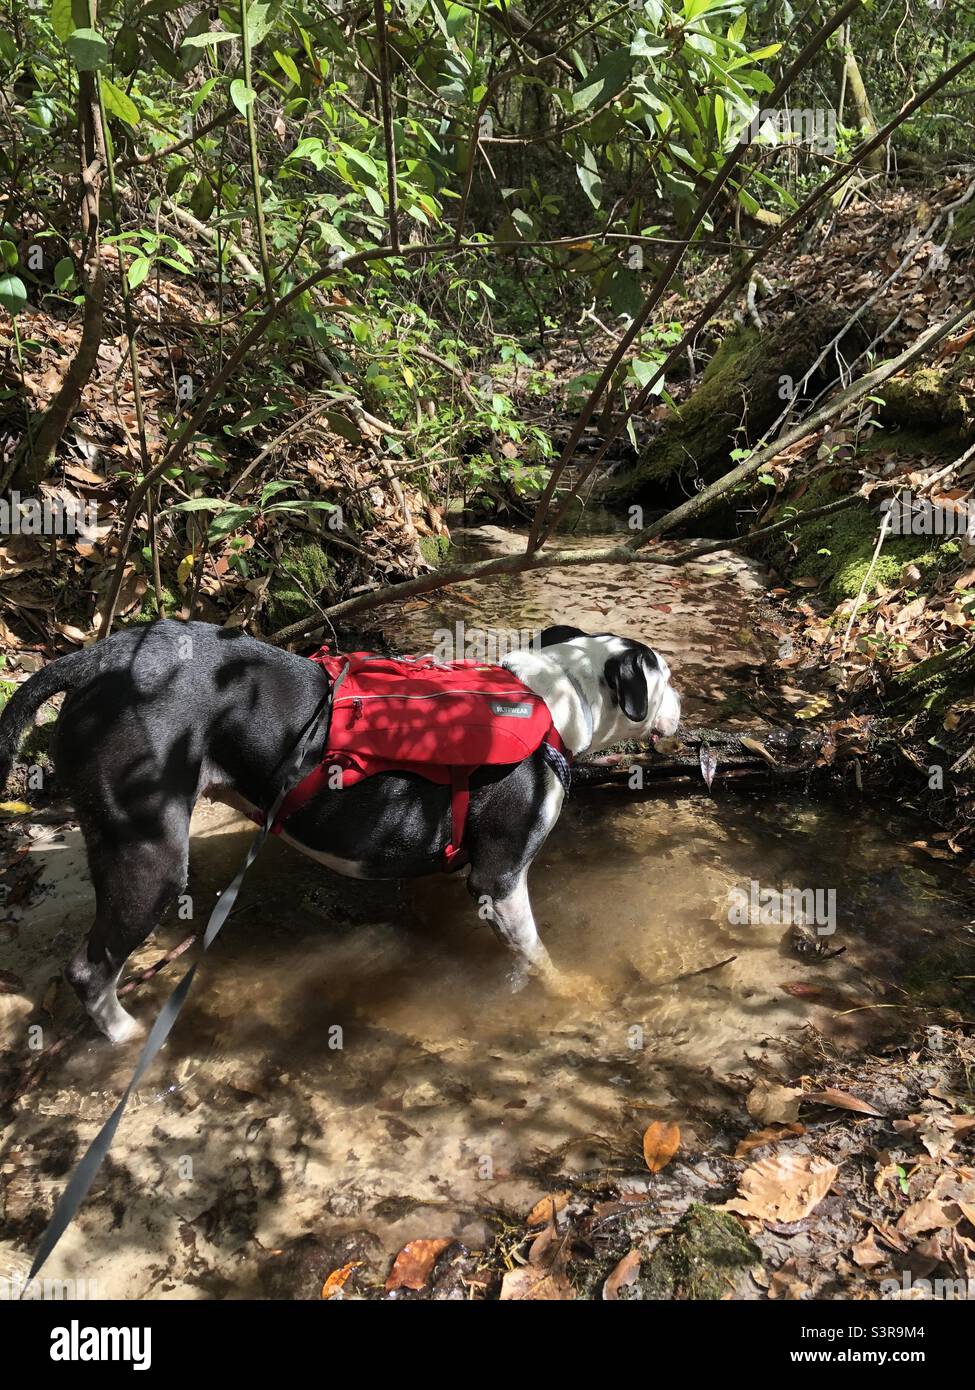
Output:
[
  {"xmin": 851, "ymin": 1230, "xmax": 887, "ymax": 1269},
  {"xmin": 915, "ymin": 1110, "xmax": 958, "ymax": 1160},
  {"xmin": 115, "ymin": 566, "xmax": 148, "ymax": 617},
  {"xmin": 958, "ymin": 1200, "xmax": 975, "ymax": 1229},
  {"xmin": 736, "ymin": 1123, "xmax": 805, "ymax": 1158},
  {"xmin": 768, "ymin": 1258, "xmax": 811, "ymax": 1300},
  {"xmin": 500, "ymin": 1260, "xmax": 575, "ymax": 1301},
  {"xmin": 63, "ymin": 461, "xmax": 105, "ymax": 486},
  {"xmin": 642, "ymin": 1120, "xmax": 681, "ymax": 1174},
  {"xmin": 384, "ymin": 1238, "xmax": 452, "ymax": 1292},
  {"xmin": 55, "ymin": 622, "xmax": 90, "ymax": 646},
  {"xmin": 321, "ymin": 1261, "xmax": 361, "ymax": 1299},
  {"xmin": 803, "ymin": 1088, "xmax": 884, "ymax": 1117},
  {"xmin": 894, "ymin": 1110, "xmax": 973, "ymax": 1152},
  {"xmin": 897, "ymin": 1197, "xmax": 954, "ymax": 1238},
  {"xmin": 747, "ymin": 1078, "xmax": 802, "ymax": 1126},
  {"xmin": 739, "ymin": 736, "xmax": 778, "ymax": 767},
  {"xmin": 722, "ymin": 1152, "xmax": 839, "ymax": 1224},
  {"xmin": 526, "ymin": 1191, "xmax": 571, "ymax": 1227},
  {"xmin": 941, "ymin": 1225, "xmax": 975, "ymax": 1281},
  {"xmin": 602, "ymin": 1248, "xmax": 642, "ymax": 1300}
]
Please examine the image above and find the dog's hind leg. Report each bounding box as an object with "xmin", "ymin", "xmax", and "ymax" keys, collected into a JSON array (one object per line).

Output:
[{"xmin": 66, "ymin": 812, "xmax": 190, "ymax": 1043}]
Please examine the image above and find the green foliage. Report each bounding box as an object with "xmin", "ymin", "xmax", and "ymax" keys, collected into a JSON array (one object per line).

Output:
[{"xmin": 0, "ymin": 0, "xmax": 969, "ymax": 594}]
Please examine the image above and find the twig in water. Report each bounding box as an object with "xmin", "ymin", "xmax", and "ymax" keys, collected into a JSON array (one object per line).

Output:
[{"xmin": 650, "ymin": 955, "xmax": 738, "ymax": 989}]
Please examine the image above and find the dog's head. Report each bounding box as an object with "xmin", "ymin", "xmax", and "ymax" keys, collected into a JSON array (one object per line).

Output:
[{"xmin": 536, "ymin": 625, "xmax": 681, "ymax": 752}]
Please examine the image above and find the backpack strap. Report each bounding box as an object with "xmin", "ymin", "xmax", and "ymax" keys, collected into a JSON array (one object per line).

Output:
[
  {"xmin": 442, "ymin": 765, "xmax": 473, "ymax": 870},
  {"xmin": 266, "ymin": 658, "xmax": 351, "ymax": 832}
]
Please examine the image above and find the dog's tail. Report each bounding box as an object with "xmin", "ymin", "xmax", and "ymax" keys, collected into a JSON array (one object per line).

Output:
[{"xmin": 0, "ymin": 648, "xmax": 92, "ymax": 794}]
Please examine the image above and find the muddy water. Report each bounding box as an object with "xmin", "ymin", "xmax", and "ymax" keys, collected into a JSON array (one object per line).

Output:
[{"xmin": 2, "ymin": 529, "xmax": 973, "ymax": 1298}]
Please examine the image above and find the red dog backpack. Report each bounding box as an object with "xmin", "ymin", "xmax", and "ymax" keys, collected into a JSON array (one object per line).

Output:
[{"xmin": 269, "ymin": 649, "xmax": 570, "ymax": 867}]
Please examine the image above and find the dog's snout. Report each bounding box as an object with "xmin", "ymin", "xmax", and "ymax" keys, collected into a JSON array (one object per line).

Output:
[{"xmin": 655, "ymin": 681, "xmax": 681, "ymax": 737}]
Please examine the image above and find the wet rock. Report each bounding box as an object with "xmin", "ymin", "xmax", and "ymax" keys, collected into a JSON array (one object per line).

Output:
[
  {"xmin": 326, "ymin": 1188, "xmax": 364, "ymax": 1218},
  {"xmin": 639, "ymin": 1203, "xmax": 762, "ymax": 1300},
  {"xmin": 257, "ymin": 1230, "xmax": 383, "ymax": 1300},
  {"xmin": 428, "ymin": 1243, "xmax": 486, "ymax": 1300}
]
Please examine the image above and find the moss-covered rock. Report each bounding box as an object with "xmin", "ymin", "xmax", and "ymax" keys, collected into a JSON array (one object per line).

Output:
[
  {"xmin": 134, "ymin": 584, "xmax": 181, "ymax": 623},
  {"xmin": 267, "ymin": 539, "xmax": 334, "ymax": 630},
  {"xmin": 879, "ymin": 362, "xmax": 974, "ymax": 436},
  {"xmin": 605, "ymin": 307, "xmax": 873, "ymax": 504},
  {"xmin": 763, "ymin": 473, "xmax": 960, "ymax": 604},
  {"xmin": 419, "ymin": 534, "xmax": 450, "ymax": 567},
  {"xmin": 639, "ymin": 1203, "xmax": 761, "ymax": 1300},
  {"xmin": 949, "ymin": 201, "xmax": 975, "ymax": 249}
]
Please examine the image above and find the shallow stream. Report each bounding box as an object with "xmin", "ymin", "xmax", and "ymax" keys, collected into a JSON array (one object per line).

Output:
[{"xmin": 2, "ymin": 526, "xmax": 973, "ymax": 1297}]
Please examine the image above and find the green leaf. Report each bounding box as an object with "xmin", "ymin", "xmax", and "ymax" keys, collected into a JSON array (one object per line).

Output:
[
  {"xmin": 51, "ymin": 0, "xmax": 75, "ymax": 41},
  {"xmin": 114, "ymin": 28, "xmax": 141, "ymax": 74},
  {"xmin": 0, "ymin": 274, "xmax": 27, "ymax": 317},
  {"xmin": 733, "ymin": 68, "xmax": 775, "ymax": 93},
  {"xmin": 259, "ymin": 479, "xmax": 298, "ymax": 505},
  {"xmin": 166, "ymin": 163, "xmax": 190, "ymax": 196},
  {"xmin": 630, "ymin": 357, "xmax": 661, "ymax": 388},
  {"xmin": 683, "ymin": 0, "xmax": 721, "ymax": 19},
  {"xmin": 127, "ymin": 256, "xmax": 152, "ymax": 289},
  {"xmin": 745, "ymin": 44, "xmax": 782, "ymax": 62},
  {"xmin": 273, "ymin": 49, "xmax": 300, "ymax": 85},
  {"xmin": 54, "ymin": 256, "xmax": 76, "ymax": 289},
  {"xmin": 208, "ymin": 505, "xmax": 257, "ymax": 539},
  {"xmin": 363, "ymin": 184, "xmax": 384, "ymax": 217},
  {"xmin": 245, "ymin": 2, "xmax": 273, "ymax": 47},
  {"xmin": 573, "ymin": 47, "xmax": 635, "ymax": 112},
  {"xmin": 339, "ymin": 142, "xmax": 380, "ymax": 184},
  {"xmin": 188, "ymin": 176, "xmax": 214, "ymax": 221},
  {"xmin": 145, "ymin": 32, "xmax": 182, "ymax": 77},
  {"xmin": 191, "ymin": 76, "xmax": 220, "ymax": 113},
  {"xmin": 101, "ymin": 76, "xmax": 140, "ymax": 126},
  {"xmin": 230, "ymin": 79, "xmax": 256, "ymax": 115},
  {"xmin": 66, "ymin": 27, "xmax": 109, "ymax": 71},
  {"xmin": 511, "ymin": 208, "xmax": 534, "ymax": 239},
  {"xmin": 575, "ymin": 143, "xmax": 604, "ymax": 210},
  {"xmin": 323, "ymin": 410, "xmax": 363, "ymax": 443},
  {"xmin": 630, "ymin": 30, "xmax": 668, "ymax": 60},
  {"xmin": 0, "ymin": 239, "xmax": 17, "ymax": 269},
  {"xmin": 180, "ymin": 28, "xmax": 238, "ymax": 49},
  {"xmin": 287, "ymin": 136, "xmax": 327, "ymax": 169}
]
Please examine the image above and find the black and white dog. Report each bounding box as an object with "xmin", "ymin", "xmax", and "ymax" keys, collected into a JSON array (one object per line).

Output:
[{"xmin": 0, "ymin": 621, "xmax": 680, "ymax": 1042}]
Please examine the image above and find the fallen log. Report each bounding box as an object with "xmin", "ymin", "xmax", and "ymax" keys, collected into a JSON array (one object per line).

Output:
[{"xmin": 570, "ymin": 723, "xmax": 834, "ymax": 790}]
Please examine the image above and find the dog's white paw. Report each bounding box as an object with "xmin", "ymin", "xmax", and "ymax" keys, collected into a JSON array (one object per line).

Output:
[
  {"xmin": 104, "ymin": 1011, "xmax": 144, "ymax": 1045},
  {"xmin": 507, "ymin": 962, "xmax": 532, "ymax": 994}
]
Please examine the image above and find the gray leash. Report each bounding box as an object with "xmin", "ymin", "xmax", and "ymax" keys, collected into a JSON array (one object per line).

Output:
[{"xmin": 25, "ymin": 667, "xmax": 346, "ymax": 1286}]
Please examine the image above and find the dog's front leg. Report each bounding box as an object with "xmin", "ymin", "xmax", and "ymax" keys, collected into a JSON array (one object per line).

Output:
[{"xmin": 473, "ymin": 868, "xmax": 558, "ymax": 993}]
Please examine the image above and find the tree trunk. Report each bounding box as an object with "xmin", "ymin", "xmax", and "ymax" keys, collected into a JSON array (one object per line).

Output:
[
  {"xmin": 838, "ymin": 31, "xmax": 883, "ymax": 171},
  {"xmin": 7, "ymin": 69, "xmax": 106, "ymax": 492}
]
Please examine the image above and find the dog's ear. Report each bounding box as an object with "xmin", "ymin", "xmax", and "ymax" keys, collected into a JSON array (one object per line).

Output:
[
  {"xmin": 539, "ymin": 625, "xmax": 585, "ymax": 647},
  {"xmin": 605, "ymin": 649, "xmax": 650, "ymax": 722}
]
